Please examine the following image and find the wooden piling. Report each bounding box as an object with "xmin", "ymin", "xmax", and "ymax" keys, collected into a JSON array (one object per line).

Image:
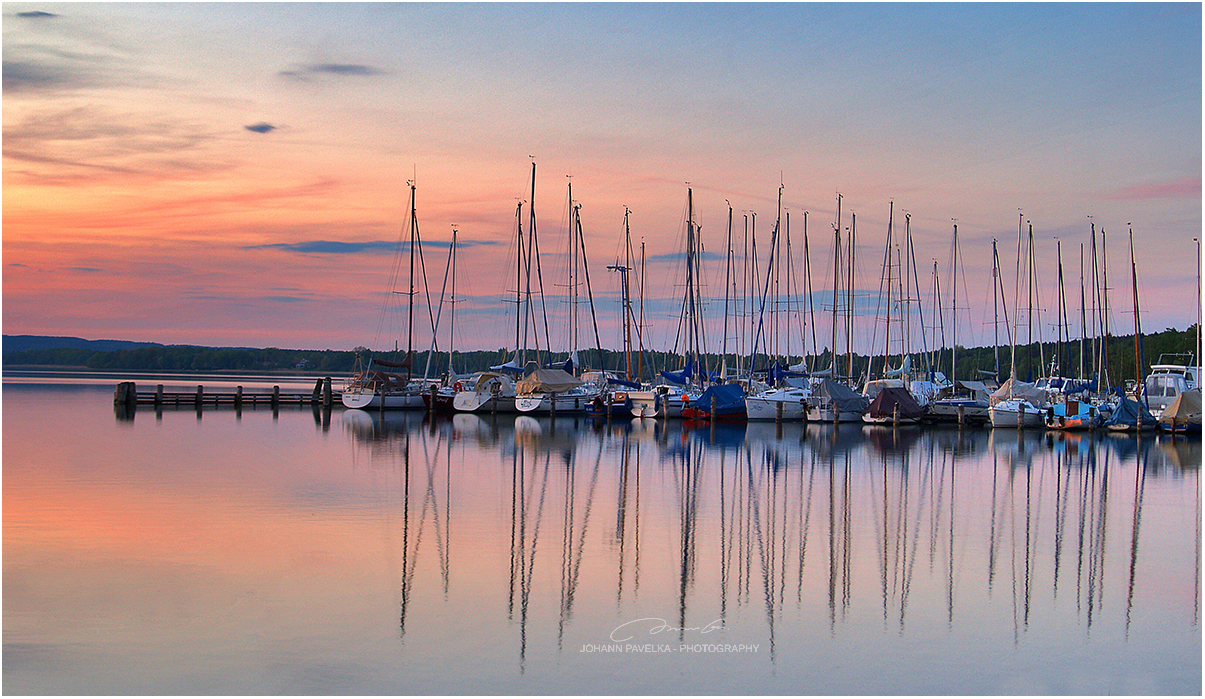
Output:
[
  {"xmin": 323, "ymin": 377, "xmax": 333, "ymax": 407},
  {"xmin": 776, "ymin": 400, "xmax": 784, "ymax": 424},
  {"xmin": 272, "ymin": 386, "xmax": 280, "ymax": 408},
  {"xmin": 235, "ymin": 386, "xmax": 243, "ymax": 408},
  {"xmin": 196, "ymin": 385, "xmax": 204, "ymax": 405},
  {"xmin": 155, "ymin": 384, "xmax": 164, "ymax": 407}
]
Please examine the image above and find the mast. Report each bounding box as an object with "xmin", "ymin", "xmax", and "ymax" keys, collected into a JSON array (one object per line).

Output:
[
  {"xmin": 406, "ymin": 181, "xmax": 417, "ymax": 371},
  {"xmin": 950, "ymin": 222, "xmax": 958, "ymax": 385},
  {"xmin": 1084, "ymin": 243, "xmax": 1094, "ymax": 378},
  {"xmin": 847, "ymin": 212, "xmax": 856, "ymax": 383},
  {"xmin": 870, "ymin": 201, "xmax": 895, "ymax": 382},
  {"xmin": 1129, "ymin": 226, "xmax": 1143, "ymax": 396},
  {"xmin": 992, "ymin": 238, "xmax": 1000, "ymax": 381},
  {"xmin": 449, "ymin": 227, "xmax": 457, "ymax": 376},
  {"xmin": 721, "ymin": 202, "xmax": 733, "ymax": 379},
  {"xmin": 1099, "ymin": 226, "xmax": 1112, "ymax": 393},
  {"xmin": 1011, "ymin": 212, "xmax": 1023, "ymax": 382},
  {"xmin": 1056, "ymin": 239, "xmax": 1066, "ymax": 377},
  {"xmin": 624, "ymin": 207, "xmax": 633, "ymax": 379},
  {"xmin": 831, "ymin": 194, "xmax": 842, "ymax": 376}
]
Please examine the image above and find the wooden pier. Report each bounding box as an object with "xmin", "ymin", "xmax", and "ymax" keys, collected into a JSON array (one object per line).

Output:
[{"xmin": 114, "ymin": 379, "xmax": 341, "ymax": 409}]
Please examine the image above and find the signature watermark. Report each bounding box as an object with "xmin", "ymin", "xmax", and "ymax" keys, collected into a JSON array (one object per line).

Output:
[{"xmin": 578, "ymin": 617, "xmax": 760, "ymax": 654}]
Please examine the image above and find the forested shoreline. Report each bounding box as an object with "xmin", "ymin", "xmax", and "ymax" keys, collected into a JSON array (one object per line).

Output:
[{"xmin": 4, "ymin": 326, "xmax": 1197, "ymax": 385}]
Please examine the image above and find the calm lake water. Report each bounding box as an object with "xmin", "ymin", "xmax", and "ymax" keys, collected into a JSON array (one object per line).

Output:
[{"xmin": 4, "ymin": 374, "xmax": 1201, "ymax": 694}]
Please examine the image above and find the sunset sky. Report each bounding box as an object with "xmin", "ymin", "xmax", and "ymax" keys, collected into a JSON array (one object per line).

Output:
[{"xmin": 4, "ymin": 3, "xmax": 1201, "ymax": 359}]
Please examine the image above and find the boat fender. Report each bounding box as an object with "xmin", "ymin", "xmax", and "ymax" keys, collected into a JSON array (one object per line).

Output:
[{"xmin": 453, "ymin": 381, "xmax": 463, "ymax": 392}]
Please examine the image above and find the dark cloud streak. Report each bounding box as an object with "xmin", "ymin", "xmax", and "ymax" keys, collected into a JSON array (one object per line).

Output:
[
  {"xmin": 244, "ymin": 122, "xmax": 277, "ymax": 134},
  {"xmin": 278, "ymin": 63, "xmax": 386, "ymax": 81}
]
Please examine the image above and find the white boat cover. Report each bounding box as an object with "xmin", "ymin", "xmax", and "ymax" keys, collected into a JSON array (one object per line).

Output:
[
  {"xmin": 516, "ymin": 368, "xmax": 584, "ymax": 394},
  {"xmin": 989, "ymin": 378, "xmax": 1047, "ymax": 406},
  {"xmin": 1160, "ymin": 390, "xmax": 1202, "ymax": 422}
]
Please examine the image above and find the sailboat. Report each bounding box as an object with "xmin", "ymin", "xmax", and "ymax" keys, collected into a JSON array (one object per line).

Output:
[
  {"xmin": 929, "ymin": 223, "xmax": 991, "ymax": 425},
  {"xmin": 806, "ymin": 195, "xmax": 868, "ymax": 422},
  {"xmin": 989, "ymin": 216, "xmax": 1047, "ymax": 427},
  {"xmin": 342, "ymin": 180, "xmax": 434, "ymax": 410},
  {"xmin": 652, "ymin": 187, "xmax": 710, "ymax": 419},
  {"xmin": 744, "ymin": 185, "xmax": 808, "ymax": 421}
]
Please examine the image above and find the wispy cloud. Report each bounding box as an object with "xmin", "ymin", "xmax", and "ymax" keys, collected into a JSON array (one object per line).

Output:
[
  {"xmin": 278, "ymin": 63, "xmax": 386, "ymax": 81},
  {"xmin": 248, "ymin": 238, "xmax": 501, "ymax": 255},
  {"xmin": 250, "ymin": 240, "xmax": 399, "ymax": 254},
  {"xmin": 244, "ymin": 122, "xmax": 278, "ymax": 134},
  {"xmin": 1103, "ymin": 176, "xmax": 1201, "ymax": 201},
  {"xmin": 15, "ymin": 10, "xmax": 59, "ymax": 18}
]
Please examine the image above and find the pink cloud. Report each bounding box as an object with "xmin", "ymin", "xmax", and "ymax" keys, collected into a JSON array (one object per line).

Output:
[{"xmin": 1103, "ymin": 176, "xmax": 1201, "ymax": 201}]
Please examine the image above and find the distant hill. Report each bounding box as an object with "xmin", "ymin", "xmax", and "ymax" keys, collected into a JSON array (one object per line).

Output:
[{"xmin": 2, "ymin": 335, "xmax": 165, "ymax": 354}]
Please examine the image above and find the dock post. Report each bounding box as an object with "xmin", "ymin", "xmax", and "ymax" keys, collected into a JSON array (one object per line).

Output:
[
  {"xmin": 196, "ymin": 385, "xmax": 204, "ymax": 405},
  {"xmin": 710, "ymin": 395, "xmax": 717, "ymax": 424},
  {"xmin": 550, "ymin": 392, "xmax": 557, "ymax": 419},
  {"xmin": 776, "ymin": 400, "xmax": 784, "ymax": 424},
  {"xmin": 235, "ymin": 386, "xmax": 243, "ymax": 408},
  {"xmin": 429, "ymin": 385, "xmax": 437, "ymax": 412},
  {"xmin": 272, "ymin": 386, "xmax": 280, "ymax": 408},
  {"xmin": 893, "ymin": 403, "xmax": 899, "ymax": 426},
  {"xmin": 114, "ymin": 382, "xmax": 137, "ymax": 407},
  {"xmin": 155, "ymin": 384, "xmax": 164, "ymax": 407},
  {"xmin": 957, "ymin": 405, "xmax": 965, "ymax": 425},
  {"xmin": 324, "ymin": 377, "xmax": 333, "ymax": 407}
]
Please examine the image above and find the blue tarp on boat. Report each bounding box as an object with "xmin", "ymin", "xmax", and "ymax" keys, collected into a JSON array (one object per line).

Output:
[
  {"xmin": 689, "ymin": 383, "xmax": 747, "ymax": 416},
  {"xmin": 1104, "ymin": 388, "xmax": 1156, "ymax": 429}
]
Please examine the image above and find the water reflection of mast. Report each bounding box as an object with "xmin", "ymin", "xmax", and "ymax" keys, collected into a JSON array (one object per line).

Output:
[
  {"xmin": 399, "ymin": 425, "xmax": 453, "ymax": 640},
  {"xmin": 828, "ymin": 447, "xmax": 853, "ymax": 633},
  {"xmin": 1124, "ymin": 436, "xmax": 1148, "ymax": 638},
  {"xmin": 615, "ymin": 427, "xmax": 642, "ymax": 605},
  {"xmin": 1086, "ymin": 447, "xmax": 1111, "ymax": 629},
  {"xmin": 558, "ymin": 437, "xmax": 602, "ymax": 651},
  {"xmin": 676, "ymin": 436, "xmax": 703, "ymax": 642},
  {"xmin": 508, "ymin": 436, "xmax": 553, "ymax": 673}
]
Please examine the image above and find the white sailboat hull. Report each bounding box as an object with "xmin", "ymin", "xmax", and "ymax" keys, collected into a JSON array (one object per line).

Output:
[
  {"xmin": 989, "ymin": 400, "xmax": 1044, "ymax": 428},
  {"xmin": 341, "ymin": 388, "xmax": 426, "ymax": 410},
  {"xmin": 745, "ymin": 389, "xmax": 808, "ymax": 421}
]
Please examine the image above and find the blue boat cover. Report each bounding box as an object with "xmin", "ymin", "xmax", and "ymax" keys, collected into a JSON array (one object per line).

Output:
[
  {"xmin": 606, "ymin": 377, "xmax": 642, "ymax": 389},
  {"xmin": 1104, "ymin": 387, "xmax": 1156, "ymax": 429},
  {"xmin": 689, "ymin": 383, "xmax": 746, "ymax": 415},
  {"xmin": 660, "ymin": 357, "xmax": 695, "ymax": 385}
]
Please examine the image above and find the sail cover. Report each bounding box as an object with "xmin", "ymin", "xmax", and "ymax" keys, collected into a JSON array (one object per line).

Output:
[{"xmin": 660, "ymin": 357, "xmax": 695, "ymax": 385}]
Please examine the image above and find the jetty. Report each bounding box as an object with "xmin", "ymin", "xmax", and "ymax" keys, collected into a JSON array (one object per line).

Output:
[{"xmin": 114, "ymin": 378, "xmax": 341, "ymax": 408}]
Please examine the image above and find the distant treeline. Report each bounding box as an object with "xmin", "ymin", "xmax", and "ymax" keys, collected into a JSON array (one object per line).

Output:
[{"xmin": 4, "ymin": 326, "xmax": 1198, "ymax": 384}]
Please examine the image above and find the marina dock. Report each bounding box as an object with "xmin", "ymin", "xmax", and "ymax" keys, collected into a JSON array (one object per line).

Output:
[{"xmin": 114, "ymin": 379, "xmax": 341, "ymax": 408}]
